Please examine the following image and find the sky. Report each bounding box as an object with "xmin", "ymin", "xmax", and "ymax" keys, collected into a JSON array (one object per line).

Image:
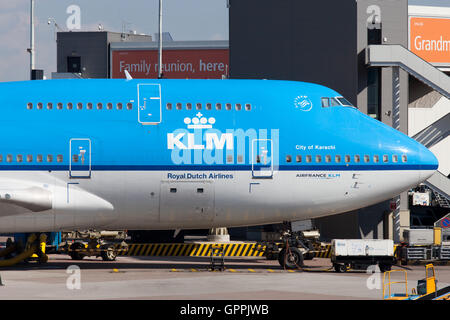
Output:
[
  {"xmin": 0, "ymin": 0, "xmax": 229, "ymax": 82},
  {"xmin": 409, "ymin": 0, "xmax": 450, "ymax": 7}
]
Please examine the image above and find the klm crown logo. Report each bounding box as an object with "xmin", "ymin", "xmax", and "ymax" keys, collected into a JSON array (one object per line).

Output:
[{"xmin": 184, "ymin": 112, "xmax": 216, "ymax": 129}]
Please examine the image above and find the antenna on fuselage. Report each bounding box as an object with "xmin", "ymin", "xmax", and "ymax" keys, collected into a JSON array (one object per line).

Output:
[
  {"xmin": 124, "ymin": 70, "xmax": 133, "ymax": 81},
  {"xmin": 157, "ymin": 0, "xmax": 163, "ymax": 79}
]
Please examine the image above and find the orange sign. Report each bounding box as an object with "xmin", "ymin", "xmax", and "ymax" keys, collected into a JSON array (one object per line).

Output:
[
  {"xmin": 111, "ymin": 49, "xmax": 229, "ymax": 79},
  {"xmin": 410, "ymin": 17, "xmax": 450, "ymax": 64}
]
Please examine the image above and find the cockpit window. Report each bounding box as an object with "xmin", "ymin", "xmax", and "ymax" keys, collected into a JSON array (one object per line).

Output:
[
  {"xmin": 336, "ymin": 97, "xmax": 352, "ymax": 106},
  {"xmin": 330, "ymin": 98, "xmax": 340, "ymax": 107},
  {"xmin": 321, "ymin": 96, "xmax": 355, "ymax": 108},
  {"xmin": 322, "ymin": 97, "xmax": 340, "ymax": 107}
]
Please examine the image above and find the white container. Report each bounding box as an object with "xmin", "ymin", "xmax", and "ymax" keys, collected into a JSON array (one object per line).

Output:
[
  {"xmin": 332, "ymin": 239, "xmax": 394, "ymax": 257},
  {"xmin": 403, "ymin": 229, "xmax": 434, "ymax": 246},
  {"xmin": 412, "ymin": 192, "xmax": 430, "ymax": 206}
]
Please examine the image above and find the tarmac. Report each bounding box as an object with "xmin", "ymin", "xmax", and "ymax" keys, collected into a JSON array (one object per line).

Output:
[{"xmin": 0, "ymin": 255, "xmax": 449, "ymax": 300}]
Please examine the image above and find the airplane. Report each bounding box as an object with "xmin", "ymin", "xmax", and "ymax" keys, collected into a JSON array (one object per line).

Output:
[{"xmin": 0, "ymin": 78, "xmax": 438, "ymax": 239}]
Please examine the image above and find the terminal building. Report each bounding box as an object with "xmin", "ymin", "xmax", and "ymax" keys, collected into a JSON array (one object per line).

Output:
[
  {"xmin": 54, "ymin": 31, "xmax": 229, "ymax": 80},
  {"xmin": 52, "ymin": 0, "xmax": 449, "ymax": 242}
]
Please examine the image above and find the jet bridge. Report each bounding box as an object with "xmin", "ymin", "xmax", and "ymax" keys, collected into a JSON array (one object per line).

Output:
[{"xmin": 366, "ymin": 44, "xmax": 450, "ymax": 204}]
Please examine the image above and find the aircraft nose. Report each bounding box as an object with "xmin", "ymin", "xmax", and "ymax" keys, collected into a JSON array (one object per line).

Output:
[{"xmin": 419, "ymin": 144, "xmax": 439, "ymax": 182}]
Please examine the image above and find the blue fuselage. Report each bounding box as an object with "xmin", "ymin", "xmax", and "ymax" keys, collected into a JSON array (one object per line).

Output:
[
  {"xmin": 0, "ymin": 79, "xmax": 438, "ymax": 233},
  {"xmin": 0, "ymin": 79, "xmax": 438, "ymax": 173}
]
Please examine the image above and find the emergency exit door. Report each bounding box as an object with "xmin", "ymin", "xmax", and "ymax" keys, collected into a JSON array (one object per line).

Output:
[
  {"xmin": 251, "ymin": 139, "xmax": 273, "ymax": 178},
  {"xmin": 138, "ymin": 84, "xmax": 162, "ymax": 124}
]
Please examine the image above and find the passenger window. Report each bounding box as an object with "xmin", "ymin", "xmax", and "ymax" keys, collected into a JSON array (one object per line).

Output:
[
  {"xmin": 166, "ymin": 103, "xmax": 173, "ymax": 110},
  {"xmin": 36, "ymin": 155, "xmax": 43, "ymax": 162},
  {"xmin": 216, "ymin": 103, "xmax": 222, "ymax": 110},
  {"xmin": 72, "ymin": 154, "xmax": 79, "ymax": 163},
  {"xmin": 47, "ymin": 102, "xmax": 53, "ymax": 110},
  {"xmin": 107, "ymin": 103, "xmax": 113, "ymax": 110},
  {"xmin": 256, "ymin": 155, "xmax": 261, "ymax": 163},
  {"xmin": 237, "ymin": 155, "xmax": 244, "ymax": 163},
  {"xmin": 127, "ymin": 103, "xmax": 133, "ymax": 110},
  {"xmin": 117, "ymin": 103, "xmax": 123, "ymax": 110},
  {"xmin": 296, "ymin": 155, "xmax": 302, "ymax": 163},
  {"xmin": 27, "ymin": 103, "xmax": 33, "ymax": 110},
  {"xmin": 402, "ymin": 155, "xmax": 407, "ymax": 162},
  {"xmin": 186, "ymin": 103, "xmax": 192, "ymax": 110},
  {"xmin": 325, "ymin": 155, "xmax": 331, "ymax": 163},
  {"xmin": 57, "ymin": 155, "xmax": 63, "ymax": 163},
  {"xmin": 27, "ymin": 155, "xmax": 33, "ymax": 162},
  {"xmin": 373, "ymin": 155, "xmax": 379, "ymax": 163},
  {"xmin": 47, "ymin": 155, "xmax": 53, "ymax": 163},
  {"xmin": 16, "ymin": 155, "xmax": 23, "ymax": 163},
  {"xmin": 321, "ymin": 98, "xmax": 330, "ymax": 108},
  {"xmin": 77, "ymin": 103, "xmax": 83, "ymax": 110},
  {"xmin": 6, "ymin": 155, "xmax": 12, "ymax": 163},
  {"xmin": 316, "ymin": 155, "xmax": 322, "ymax": 163},
  {"xmin": 226, "ymin": 155, "xmax": 233, "ymax": 163},
  {"xmin": 170, "ymin": 188, "xmax": 177, "ymax": 193},
  {"xmin": 97, "ymin": 103, "xmax": 103, "ymax": 110},
  {"xmin": 286, "ymin": 155, "xmax": 292, "ymax": 163},
  {"xmin": 0, "ymin": 155, "xmax": 3, "ymax": 162},
  {"xmin": 345, "ymin": 155, "xmax": 351, "ymax": 163},
  {"xmin": 197, "ymin": 188, "xmax": 204, "ymax": 194},
  {"xmin": 57, "ymin": 103, "xmax": 63, "ymax": 110},
  {"xmin": 68, "ymin": 103, "xmax": 73, "ymax": 110},
  {"xmin": 306, "ymin": 155, "xmax": 312, "ymax": 163},
  {"xmin": 364, "ymin": 155, "xmax": 370, "ymax": 163},
  {"xmin": 383, "ymin": 155, "xmax": 389, "ymax": 163},
  {"xmin": 196, "ymin": 103, "xmax": 202, "ymax": 110},
  {"xmin": 87, "ymin": 103, "xmax": 93, "ymax": 110},
  {"xmin": 354, "ymin": 155, "xmax": 360, "ymax": 163},
  {"xmin": 335, "ymin": 155, "xmax": 341, "ymax": 163},
  {"xmin": 392, "ymin": 155, "xmax": 398, "ymax": 163},
  {"xmin": 226, "ymin": 103, "xmax": 232, "ymax": 110},
  {"xmin": 176, "ymin": 103, "xmax": 182, "ymax": 110},
  {"xmin": 245, "ymin": 104, "xmax": 251, "ymax": 111},
  {"xmin": 37, "ymin": 103, "xmax": 43, "ymax": 110},
  {"xmin": 236, "ymin": 104, "xmax": 242, "ymax": 111},
  {"xmin": 206, "ymin": 103, "xmax": 212, "ymax": 110}
]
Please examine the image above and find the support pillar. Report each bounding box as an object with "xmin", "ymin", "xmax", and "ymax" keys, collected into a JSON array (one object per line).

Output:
[
  {"xmin": 391, "ymin": 66, "xmax": 411, "ymax": 243},
  {"xmin": 392, "ymin": 66, "xmax": 401, "ymax": 129}
]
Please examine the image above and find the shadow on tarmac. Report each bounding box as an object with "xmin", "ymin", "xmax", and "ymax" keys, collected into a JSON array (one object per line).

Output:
[{"xmin": 0, "ymin": 255, "xmax": 387, "ymax": 274}]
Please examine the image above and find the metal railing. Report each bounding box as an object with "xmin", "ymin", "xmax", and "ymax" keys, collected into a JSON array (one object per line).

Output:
[{"xmin": 366, "ymin": 44, "xmax": 450, "ymax": 99}]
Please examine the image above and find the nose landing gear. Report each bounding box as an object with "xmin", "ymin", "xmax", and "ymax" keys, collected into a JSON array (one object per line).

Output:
[{"xmin": 276, "ymin": 222, "xmax": 314, "ymax": 270}]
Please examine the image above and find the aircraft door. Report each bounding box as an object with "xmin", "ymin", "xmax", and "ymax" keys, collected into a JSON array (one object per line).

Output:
[
  {"xmin": 69, "ymin": 138, "xmax": 91, "ymax": 178},
  {"xmin": 251, "ymin": 139, "xmax": 273, "ymax": 178},
  {"xmin": 137, "ymin": 83, "xmax": 162, "ymax": 124}
]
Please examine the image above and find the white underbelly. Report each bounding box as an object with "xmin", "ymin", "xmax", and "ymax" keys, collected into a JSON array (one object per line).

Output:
[{"xmin": 0, "ymin": 169, "xmax": 427, "ymax": 233}]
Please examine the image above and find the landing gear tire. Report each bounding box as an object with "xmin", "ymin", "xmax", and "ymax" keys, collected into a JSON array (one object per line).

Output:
[
  {"xmin": 69, "ymin": 242, "xmax": 85, "ymax": 260},
  {"xmin": 334, "ymin": 263, "xmax": 347, "ymax": 273},
  {"xmin": 101, "ymin": 245, "xmax": 117, "ymax": 261},
  {"xmin": 278, "ymin": 247, "xmax": 304, "ymax": 269}
]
